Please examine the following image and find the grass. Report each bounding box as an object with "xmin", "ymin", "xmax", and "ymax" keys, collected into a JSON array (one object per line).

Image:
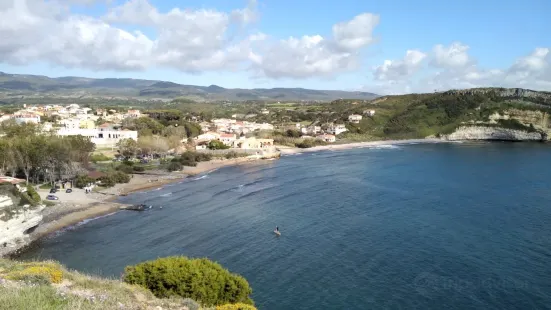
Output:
[{"xmin": 0, "ymin": 259, "xmax": 210, "ymax": 310}]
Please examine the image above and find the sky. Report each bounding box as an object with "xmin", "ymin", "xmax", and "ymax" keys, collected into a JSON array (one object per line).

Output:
[{"xmin": 0, "ymin": 0, "xmax": 550, "ymax": 95}]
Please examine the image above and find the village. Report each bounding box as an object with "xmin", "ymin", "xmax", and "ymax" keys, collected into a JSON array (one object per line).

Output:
[{"xmin": 0, "ymin": 103, "xmax": 376, "ymax": 151}]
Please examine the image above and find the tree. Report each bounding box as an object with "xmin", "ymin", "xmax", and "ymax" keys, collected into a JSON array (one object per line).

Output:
[
  {"xmin": 117, "ymin": 138, "xmax": 139, "ymax": 158},
  {"xmin": 285, "ymin": 129, "xmax": 301, "ymax": 138},
  {"xmin": 208, "ymin": 140, "xmax": 230, "ymax": 150}
]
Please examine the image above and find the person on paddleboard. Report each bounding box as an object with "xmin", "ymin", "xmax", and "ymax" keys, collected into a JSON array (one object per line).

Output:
[{"xmin": 275, "ymin": 226, "xmax": 279, "ymax": 232}]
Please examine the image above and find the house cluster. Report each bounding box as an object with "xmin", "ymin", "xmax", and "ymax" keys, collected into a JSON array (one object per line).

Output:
[
  {"xmin": 194, "ymin": 118, "xmax": 275, "ymax": 151},
  {"xmin": 0, "ymin": 104, "xmax": 139, "ymax": 147},
  {"xmin": 294, "ymin": 123, "xmax": 349, "ymax": 143}
]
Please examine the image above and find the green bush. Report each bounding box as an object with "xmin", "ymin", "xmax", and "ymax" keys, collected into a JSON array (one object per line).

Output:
[
  {"xmin": 111, "ymin": 171, "xmax": 131, "ymax": 184},
  {"xmin": 167, "ymin": 161, "xmax": 183, "ymax": 172},
  {"xmin": 133, "ymin": 165, "xmax": 146, "ymax": 172},
  {"xmin": 75, "ymin": 175, "xmax": 95, "ymax": 188},
  {"xmin": 208, "ymin": 140, "xmax": 230, "ymax": 150},
  {"xmin": 98, "ymin": 175, "xmax": 116, "ymax": 187},
  {"xmin": 90, "ymin": 153, "xmax": 112, "ymax": 163},
  {"xmin": 180, "ymin": 159, "xmax": 197, "ymax": 167},
  {"xmin": 116, "ymin": 164, "xmax": 134, "ymax": 174},
  {"xmin": 123, "ymin": 256, "xmax": 253, "ymax": 307},
  {"xmin": 26, "ymin": 186, "xmax": 41, "ymax": 203}
]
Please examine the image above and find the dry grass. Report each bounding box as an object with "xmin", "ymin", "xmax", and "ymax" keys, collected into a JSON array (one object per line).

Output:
[{"xmin": 0, "ymin": 259, "xmax": 258, "ymax": 310}]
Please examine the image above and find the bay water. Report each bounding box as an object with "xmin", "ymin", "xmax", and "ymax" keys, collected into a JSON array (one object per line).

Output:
[{"xmin": 18, "ymin": 143, "xmax": 551, "ymax": 309}]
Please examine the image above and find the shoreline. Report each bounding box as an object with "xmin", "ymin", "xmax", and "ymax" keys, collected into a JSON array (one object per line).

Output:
[
  {"xmin": 277, "ymin": 138, "xmax": 448, "ymax": 155},
  {"xmin": 6, "ymin": 156, "xmax": 279, "ymax": 257},
  {"xmin": 7, "ymin": 138, "xmax": 445, "ymax": 257}
]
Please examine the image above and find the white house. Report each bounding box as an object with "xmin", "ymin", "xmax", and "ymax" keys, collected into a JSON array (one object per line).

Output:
[
  {"xmin": 329, "ymin": 124, "xmax": 347, "ymax": 135},
  {"xmin": 59, "ymin": 118, "xmax": 81, "ymax": 130},
  {"xmin": 13, "ymin": 113, "xmax": 40, "ymax": 124},
  {"xmin": 348, "ymin": 114, "xmax": 363, "ymax": 124},
  {"xmin": 220, "ymin": 133, "xmax": 237, "ymax": 146},
  {"xmin": 56, "ymin": 128, "xmax": 138, "ymax": 147},
  {"xmin": 261, "ymin": 109, "xmax": 270, "ymax": 115},
  {"xmin": 364, "ymin": 110, "xmax": 376, "ymax": 116},
  {"xmin": 195, "ymin": 132, "xmax": 221, "ymax": 141}
]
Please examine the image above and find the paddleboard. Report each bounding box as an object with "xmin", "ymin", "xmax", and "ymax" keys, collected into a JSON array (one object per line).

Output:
[{"xmin": 274, "ymin": 230, "xmax": 281, "ymax": 236}]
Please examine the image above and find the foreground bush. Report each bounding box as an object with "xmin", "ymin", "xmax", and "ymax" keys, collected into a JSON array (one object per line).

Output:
[
  {"xmin": 7, "ymin": 263, "xmax": 63, "ymax": 284},
  {"xmin": 123, "ymin": 256, "xmax": 253, "ymax": 307}
]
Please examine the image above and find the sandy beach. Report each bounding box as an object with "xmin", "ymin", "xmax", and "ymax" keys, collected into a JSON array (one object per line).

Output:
[{"xmin": 31, "ymin": 156, "xmax": 273, "ymax": 241}]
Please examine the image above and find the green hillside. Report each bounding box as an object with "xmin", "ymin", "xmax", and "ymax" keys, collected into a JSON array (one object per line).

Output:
[{"xmin": 326, "ymin": 88, "xmax": 551, "ymax": 140}]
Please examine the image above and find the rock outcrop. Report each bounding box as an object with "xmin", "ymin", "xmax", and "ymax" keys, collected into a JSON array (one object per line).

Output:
[
  {"xmin": 443, "ymin": 126, "xmax": 546, "ymax": 141},
  {"xmin": 0, "ymin": 195, "xmax": 44, "ymax": 257},
  {"xmin": 444, "ymin": 88, "xmax": 551, "ymax": 101}
]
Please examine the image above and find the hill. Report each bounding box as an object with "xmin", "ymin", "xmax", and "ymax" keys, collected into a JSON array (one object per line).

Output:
[
  {"xmin": 301, "ymin": 87, "xmax": 551, "ymax": 141},
  {"xmin": 0, "ymin": 72, "xmax": 378, "ymax": 103}
]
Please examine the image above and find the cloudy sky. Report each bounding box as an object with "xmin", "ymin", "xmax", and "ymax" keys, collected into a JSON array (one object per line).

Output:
[{"xmin": 0, "ymin": 0, "xmax": 550, "ymax": 94}]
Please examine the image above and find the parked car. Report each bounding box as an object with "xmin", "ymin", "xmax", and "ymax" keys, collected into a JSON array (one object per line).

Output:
[
  {"xmin": 49, "ymin": 188, "xmax": 57, "ymax": 193},
  {"xmin": 66, "ymin": 188, "xmax": 72, "ymax": 193},
  {"xmin": 46, "ymin": 195, "xmax": 59, "ymax": 200}
]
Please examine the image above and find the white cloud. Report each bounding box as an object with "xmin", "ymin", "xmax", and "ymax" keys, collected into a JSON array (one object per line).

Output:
[
  {"xmin": 431, "ymin": 42, "xmax": 473, "ymax": 69},
  {"xmin": 373, "ymin": 50, "xmax": 426, "ymax": 81},
  {"xmin": 332, "ymin": 13, "xmax": 380, "ymax": 51},
  {"xmin": 368, "ymin": 44, "xmax": 551, "ymax": 94},
  {"xmin": 250, "ymin": 13, "xmax": 379, "ymax": 78},
  {"xmin": 0, "ymin": 0, "xmax": 256, "ymax": 72}
]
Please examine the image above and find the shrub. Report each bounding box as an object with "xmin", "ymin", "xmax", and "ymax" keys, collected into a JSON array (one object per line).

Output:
[
  {"xmin": 26, "ymin": 185, "xmax": 41, "ymax": 203},
  {"xmin": 180, "ymin": 159, "xmax": 197, "ymax": 167},
  {"xmin": 208, "ymin": 140, "xmax": 230, "ymax": 150},
  {"xmin": 75, "ymin": 175, "xmax": 95, "ymax": 188},
  {"xmin": 7, "ymin": 265, "xmax": 63, "ymax": 284},
  {"xmin": 123, "ymin": 256, "xmax": 253, "ymax": 307},
  {"xmin": 90, "ymin": 153, "xmax": 112, "ymax": 163},
  {"xmin": 19, "ymin": 192, "xmax": 37, "ymax": 207},
  {"xmin": 216, "ymin": 304, "xmax": 257, "ymax": 310},
  {"xmin": 132, "ymin": 165, "xmax": 146, "ymax": 172},
  {"xmin": 98, "ymin": 175, "xmax": 116, "ymax": 188},
  {"xmin": 116, "ymin": 164, "xmax": 134, "ymax": 174},
  {"xmin": 167, "ymin": 161, "xmax": 183, "ymax": 172},
  {"xmin": 111, "ymin": 171, "xmax": 131, "ymax": 184}
]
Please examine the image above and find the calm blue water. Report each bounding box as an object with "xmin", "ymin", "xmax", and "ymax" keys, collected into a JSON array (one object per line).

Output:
[{"xmin": 18, "ymin": 143, "xmax": 551, "ymax": 309}]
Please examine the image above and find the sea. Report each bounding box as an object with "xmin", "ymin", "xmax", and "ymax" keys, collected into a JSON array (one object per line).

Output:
[{"xmin": 17, "ymin": 142, "xmax": 551, "ymax": 310}]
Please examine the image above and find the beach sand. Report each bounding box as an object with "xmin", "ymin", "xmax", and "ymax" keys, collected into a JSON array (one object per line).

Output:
[{"xmin": 31, "ymin": 156, "xmax": 273, "ymax": 241}]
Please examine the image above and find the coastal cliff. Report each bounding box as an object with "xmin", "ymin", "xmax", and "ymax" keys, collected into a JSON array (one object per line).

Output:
[
  {"xmin": 443, "ymin": 126, "xmax": 546, "ymax": 141},
  {"xmin": 0, "ymin": 195, "xmax": 44, "ymax": 257}
]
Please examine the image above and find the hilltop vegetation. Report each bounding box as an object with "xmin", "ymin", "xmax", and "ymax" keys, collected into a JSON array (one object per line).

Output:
[
  {"xmin": 319, "ymin": 88, "xmax": 551, "ymax": 140},
  {"xmin": 0, "ymin": 257, "xmax": 256, "ymax": 310}
]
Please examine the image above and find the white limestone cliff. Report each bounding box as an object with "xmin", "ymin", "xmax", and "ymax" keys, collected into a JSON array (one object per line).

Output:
[
  {"xmin": 0, "ymin": 195, "xmax": 44, "ymax": 256},
  {"xmin": 443, "ymin": 126, "xmax": 546, "ymax": 141}
]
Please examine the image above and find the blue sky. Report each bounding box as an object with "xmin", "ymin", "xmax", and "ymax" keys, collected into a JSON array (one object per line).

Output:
[{"xmin": 0, "ymin": 0, "xmax": 549, "ymax": 94}]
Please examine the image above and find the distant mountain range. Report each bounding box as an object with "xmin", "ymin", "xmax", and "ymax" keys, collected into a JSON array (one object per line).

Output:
[{"xmin": 0, "ymin": 72, "xmax": 378, "ymax": 102}]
